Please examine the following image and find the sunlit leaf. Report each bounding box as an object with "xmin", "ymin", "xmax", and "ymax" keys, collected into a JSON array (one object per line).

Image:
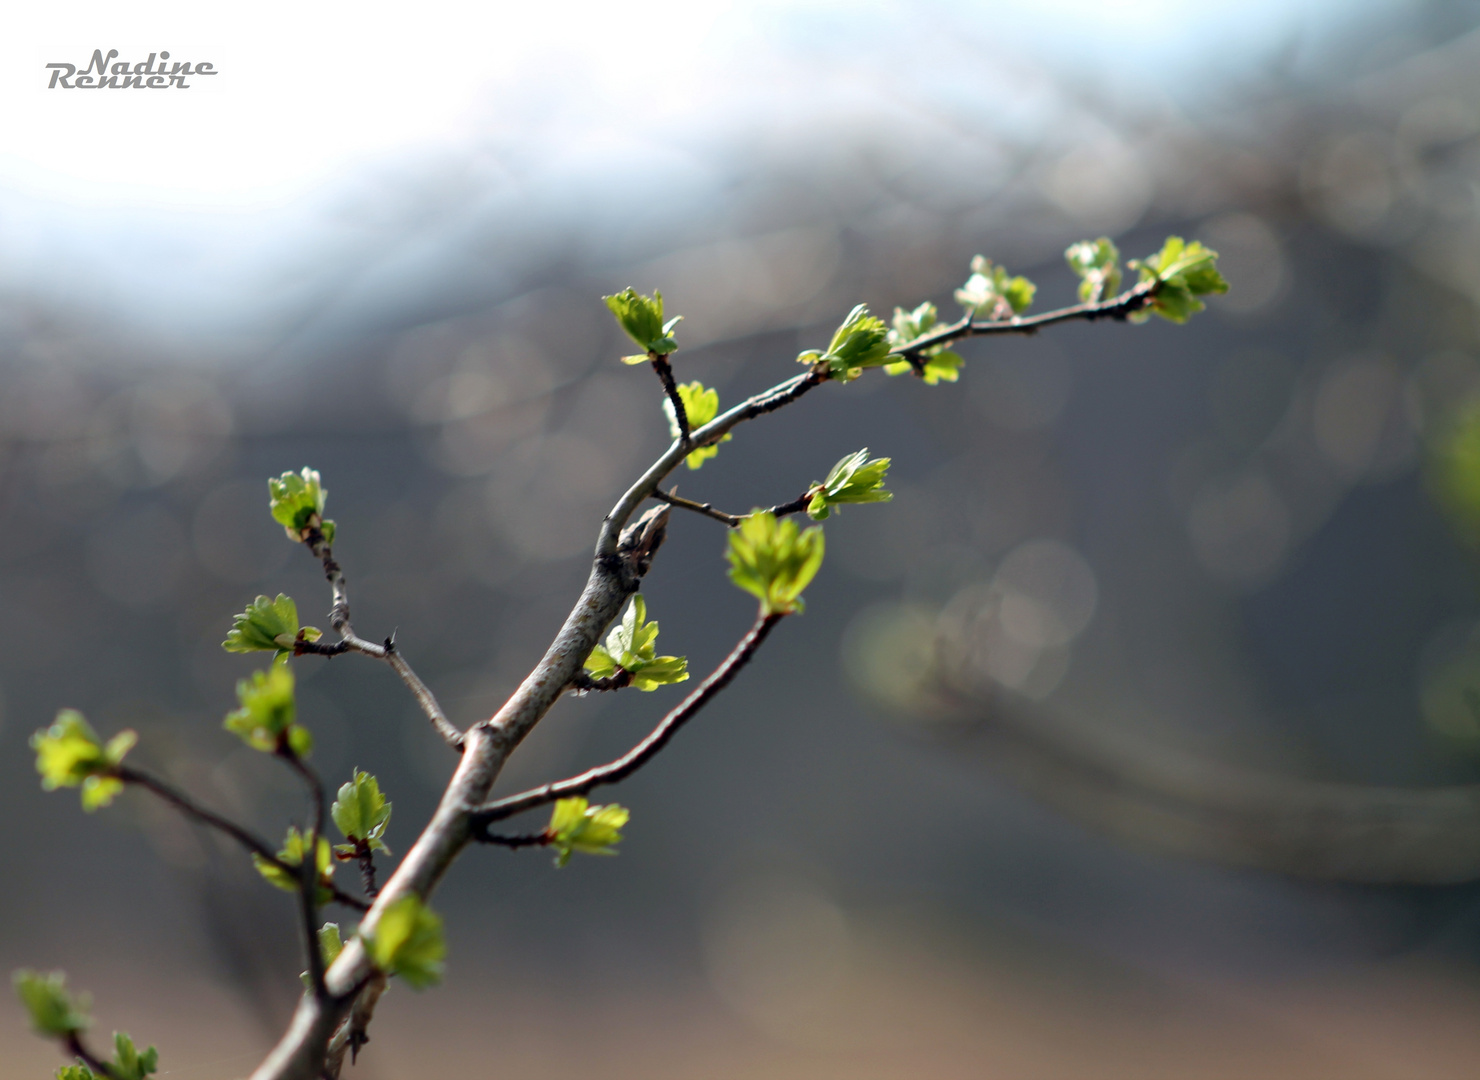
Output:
[
  {"xmin": 547, "ymin": 796, "xmax": 630, "ymax": 868},
  {"xmin": 604, "ymin": 288, "xmax": 681, "ymax": 356},
  {"xmin": 332, "ymin": 770, "xmax": 392, "ymax": 855},
  {"xmin": 805, "ymin": 449, "xmax": 893, "ymax": 520},
  {"xmin": 365, "ymin": 895, "xmax": 445, "ymax": 988},
  {"xmin": 268, "ymin": 468, "xmax": 335, "ymax": 544},
  {"xmin": 663, "ymin": 381, "xmax": 731, "ymax": 469},
  {"xmin": 222, "ymin": 594, "xmax": 300, "ymax": 656},
  {"xmin": 726, "ymin": 511, "xmax": 825, "ymax": 615}
]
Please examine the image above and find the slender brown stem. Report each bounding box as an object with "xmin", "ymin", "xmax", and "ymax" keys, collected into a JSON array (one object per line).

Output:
[
  {"xmin": 279, "ymin": 748, "xmax": 330, "ymax": 1000},
  {"xmin": 892, "ymin": 278, "xmax": 1157, "ymax": 359},
  {"xmin": 296, "ymin": 535, "xmax": 464, "ymax": 752},
  {"xmin": 355, "ymin": 840, "xmax": 380, "ymax": 899},
  {"xmin": 479, "ymin": 831, "xmax": 550, "ymax": 849},
  {"xmin": 472, "ymin": 610, "xmax": 785, "ymax": 832},
  {"xmin": 65, "ymin": 1033, "xmax": 121, "ymax": 1080},
  {"xmin": 652, "ymin": 488, "xmax": 812, "ymax": 529},
  {"xmin": 650, "ymin": 351, "xmax": 690, "ymax": 446},
  {"xmin": 116, "ymin": 765, "xmax": 370, "ymax": 913}
]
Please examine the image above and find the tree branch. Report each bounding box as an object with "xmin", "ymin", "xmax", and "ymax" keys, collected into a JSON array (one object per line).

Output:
[
  {"xmin": 472, "ymin": 610, "xmax": 785, "ymax": 831},
  {"xmin": 65, "ymin": 1032, "xmax": 122, "ymax": 1080},
  {"xmin": 116, "ymin": 765, "xmax": 369, "ymax": 913},
  {"xmin": 651, "ymin": 487, "xmax": 812, "ymax": 528},
  {"xmin": 649, "ymin": 352, "xmax": 690, "ymax": 446},
  {"xmin": 296, "ymin": 531, "xmax": 465, "ymax": 752},
  {"xmin": 892, "ymin": 278, "xmax": 1157, "ymax": 359},
  {"xmin": 279, "ymin": 749, "xmax": 329, "ymax": 1001}
]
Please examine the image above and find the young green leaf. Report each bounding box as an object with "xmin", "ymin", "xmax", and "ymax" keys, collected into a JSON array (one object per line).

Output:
[
  {"xmin": 805, "ymin": 449, "xmax": 893, "ymax": 520},
  {"xmin": 13, "ymin": 970, "xmax": 90, "ymax": 1037},
  {"xmin": 1065, "ymin": 237, "xmax": 1123, "ymax": 303},
  {"xmin": 663, "ymin": 381, "xmax": 732, "ymax": 469},
  {"xmin": 252, "ymin": 826, "xmax": 335, "ymax": 902},
  {"xmin": 268, "ymin": 468, "xmax": 336, "ymax": 544},
  {"xmin": 1128, "ymin": 236, "xmax": 1229, "ymax": 323},
  {"xmin": 955, "ymin": 255, "xmax": 1036, "ymax": 319},
  {"xmin": 301, "ymin": 923, "xmax": 346, "ymax": 988},
  {"xmin": 726, "ymin": 511, "xmax": 825, "ymax": 615},
  {"xmin": 58, "ymin": 1065, "xmax": 98, "ymax": 1080},
  {"xmin": 365, "ymin": 895, "xmax": 445, "ymax": 988},
  {"xmin": 798, "ymin": 304, "xmax": 892, "ymax": 382},
  {"xmin": 604, "ymin": 287, "xmax": 681, "ymax": 358},
  {"xmin": 108, "ymin": 1032, "xmax": 160, "ymax": 1080},
  {"xmin": 31, "ymin": 711, "xmax": 135, "ymax": 811},
  {"xmin": 331, "ymin": 770, "xmax": 393, "ymax": 855},
  {"xmin": 223, "ymin": 663, "xmax": 312, "ymax": 756},
  {"xmin": 882, "ymin": 303, "xmax": 965, "ymax": 386},
  {"xmin": 583, "ymin": 594, "xmax": 690, "ymax": 691},
  {"xmin": 547, "ymin": 796, "xmax": 630, "ymax": 868},
  {"xmin": 222, "ymin": 594, "xmax": 320, "ymax": 656}
]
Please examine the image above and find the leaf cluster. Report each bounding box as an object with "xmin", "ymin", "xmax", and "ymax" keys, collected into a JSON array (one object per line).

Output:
[
  {"xmin": 14, "ymin": 970, "xmax": 89, "ymax": 1037},
  {"xmin": 726, "ymin": 511, "xmax": 824, "ymax": 615},
  {"xmin": 268, "ymin": 468, "xmax": 335, "ymax": 544},
  {"xmin": 1065, "ymin": 237, "xmax": 1123, "ymax": 303},
  {"xmin": 798, "ymin": 304, "xmax": 892, "ymax": 382},
  {"xmin": 253, "ymin": 826, "xmax": 335, "ymax": 902},
  {"xmin": 222, "ymin": 594, "xmax": 320, "ymax": 657},
  {"xmin": 31, "ymin": 711, "xmax": 135, "ymax": 811},
  {"xmin": 664, "ymin": 381, "xmax": 731, "ymax": 469},
  {"xmin": 584, "ymin": 594, "xmax": 689, "ymax": 691},
  {"xmin": 223, "ymin": 663, "xmax": 312, "ymax": 757},
  {"xmin": 955, "ymin": 255, "xmax": 1035, "ymax": 319},
  {"xmin": 332, "ymin": 770, "xmax": 393, "ymax": 856},
  {"xmin": 605, "ymin": 287, "xmax": 681, "ymax": 360},
  {"xmin": 366, "ymin": 895, "xmax": 445, "ymax": 988},
  {"xmin": 547, "ymin": 796, "xmax": 630, "ymax": 868},
  {"xmin": 1130, "ymin": 236, "xmax": 1229, "ymax": 323},
  {"xmin": 883, "ymin": 302, "xmax": 963, "ymax": 385},
  {"xmin": 806, "ymin": 449, "xmax": 893, "ymax": 520},
  {"xmin": 55, "ymin": 1033, "xmax": 158, "ymax": 1080}
]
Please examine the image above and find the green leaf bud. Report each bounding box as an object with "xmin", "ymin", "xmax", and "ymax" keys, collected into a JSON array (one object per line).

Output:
[
  {"xmin": 13, "ymin": 970, "xmax": 90, "ymax": 1037},
  {"xmin": 365, "ymin": 895, "xmax": 445, "ymax": 988},
  {"xmin": 31, "ymin": 711, "xmax": 135, "ymax": 811},
  {"xmin": 799, "ymin": 304, "xmax": 892, "ymax": 382},
  {"xmin": 805, "ymin": 449, "xmax": 893, "ymax": 520},
  {"xmin": 1128, "ymin": 236, "xmax": 1229, "ymax": 323},
  {"xmin": 955, "ymin": 255, "xmax": 1036, "ymax": 319},
  {"xmin": 222, "ymin": 594, "xmax": 302, "ymax": 656},
  {"xmin": 1065, "ymin": 237, "xmax": 1123, "ymax": 303},
  {"xmin": 726, "ymin": 511, "xmax": 825, "ymax": 615},
  {"xmin": 582, "ymin": 594, "xmax": 689, "ymax": 691},
  {"xmin": 603, "ymin": 287, "xmax": 681, "ymax": 357},
  {"xmin": 268, "ymin": 468, "xmax": 335, "ymax": 544},
  {"xmin": 547, "ymin": 796, "xmax": 630, "ymax": 867},
  {"xmin": 331, "ymin": 770, "xmax": 393, "ymax": 855},
  {"xmin": 223, "ymin": 663, "xmax": 311, "ymax": 756},
  {"xmin": 252, "ymin": 826, "xmax": 335, "ymax": 902}
]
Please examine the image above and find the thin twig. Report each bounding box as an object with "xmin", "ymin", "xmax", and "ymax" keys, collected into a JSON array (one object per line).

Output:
[
  {"xmin": 355, "ymin": 841, "xmax": 380, "ymax": 899},
  {"xmin": 295, "ymin": 533, "xmax": 465, "ymax": 752},
  {"xmin": 651, "ymin": 488, "xmax": 811, "ymax": 529},
  {"xmin": 650, "ymin": 352, "xmax": 690, "ymax": 446},
  {"xmin": 116, "ymin": 765, "xmax": 370, "ymax": 913},
  {"xmin": 893, "ymin": 278, "xmax": 1157, "ymax": 359},
  {"xmin": 278, "ymin": 748, "xmax": 330, "ymax": 1001},
  {"xmin": 477, "ymin": 831, "xmax": 550, "ymax": 849},
  {"xmin": 65, "ymin": 1033, "xmax": 121, "ymax": 1080},
  {"xmin": 472, "ymin": 610, "xmax": 785, "ymax": 831}
]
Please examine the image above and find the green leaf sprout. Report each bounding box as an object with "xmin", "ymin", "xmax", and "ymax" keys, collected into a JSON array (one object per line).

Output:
[
  {"xmin": 31, "ymin": 711, "xmax": 135, "ymax": 811},
  {"xmin": 604, "ymin": 287, "xmax": 681, "ymax": 360},
  {"xmin": 105, "ymin": 1032, "xmax": 159, "ymax": 1080},
  {"xmin": 1128, "ymin": 236, "xmax": 1229, "ymax": 323},
  {"xmin": 268, "ymin": 468, "xmax": 335, "ymax": 545},
  {"xmin": 223, "ymin": 594, "xmax": 320, "ymax": 657},
  {"xmin": 663, "ymin": 381, "xmax": 731, "ymax": 469},
  {"xmin": 955, "ymin": 255, "xmax": 1036, "ymax": 319},
  {"xmin": 883, "ymin": 302, "xmax": 963, "ymax": 385},
  {"xmin": 252, "ymin": 826, "xmax": 335, "ymax": 902},
  {"xmin": 547, "ymin": 796, "xmax": 630, "ymax": 868},
  {"xmin": 301, "ymin": 923, "xmax": 346, "ymax": 988},
  {"xmin": 726, "ymin": 511, "xmax": 825, "ymax": 615},
  {"xmin": 14, "ymin": 970, "xmax": 90, "ymax": 1037},
  {"xmin": 366, "ymin": 895, "xmax": 445, "ymax": 988},
  {"xmin": 331, "ymin": 770, "xmax": 393, "ymax": 856},
  {"xmin": 805, "ymin": 449, "xmax": 893, "ymax": 520},
  {"xmin": 583, "ymin": 594, "xmax": 690, "ymax": 691},
  {"xmin": 1065, "ymin": 237, "xmax": 1123, "ymax": 303},
  {"xmin": 223, "ymin": 663, "xmax": 312, "ymax": 757},
  {"xmin": 798, "ymin": 304, "xmax": 892, "ymax": 382}
]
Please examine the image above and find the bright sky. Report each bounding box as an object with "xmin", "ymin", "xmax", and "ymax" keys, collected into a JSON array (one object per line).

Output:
[{"xmin": 0, "ymin": 0, "xmax": 1414, "ymax": 340}]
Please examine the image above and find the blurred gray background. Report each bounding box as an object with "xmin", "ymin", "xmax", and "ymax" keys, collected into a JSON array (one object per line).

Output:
[{"xmin": 7, "ymin": 1, "xmax": 1480, "ymax": 1076}]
